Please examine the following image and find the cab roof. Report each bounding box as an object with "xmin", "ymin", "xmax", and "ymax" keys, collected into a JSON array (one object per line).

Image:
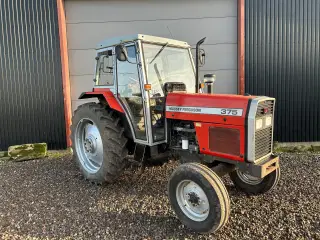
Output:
[{"xmin": 96, "ymin": 34, "xmax": 190, "ymax": 50}]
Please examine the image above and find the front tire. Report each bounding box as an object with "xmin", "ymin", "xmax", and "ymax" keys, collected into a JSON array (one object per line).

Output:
[
  {"xmin": 168, "ymin": 163, "xmax": 230, "ymax": 233},
  {"xmin": 71, "ymin": 103, "xmax": 128, "ymax": 184},
  {"xmin": 229, "ymin": 168, "xmax": 280, "ymax": 195}
]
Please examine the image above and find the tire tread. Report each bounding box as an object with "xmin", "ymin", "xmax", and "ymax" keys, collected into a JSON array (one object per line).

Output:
[{"xmin": 70, "ymin": 102, "xmax": 128, "ymax": 184}]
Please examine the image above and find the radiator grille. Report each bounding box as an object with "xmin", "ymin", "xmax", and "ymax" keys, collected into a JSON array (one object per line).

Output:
[
  {"xmin": 253, "ymin": 100, "xmax": 275, "ymax": 160},
  {"xmin": 209, "ymin": 127, "xmax": 240, "ymax": 156},
  {"xmin": 256, "ymin": 100, "xmax": 274, "ymax": 117},
  {"xmin": 255, "ymin": 127, "xmax": 273, "ymax": 159}
]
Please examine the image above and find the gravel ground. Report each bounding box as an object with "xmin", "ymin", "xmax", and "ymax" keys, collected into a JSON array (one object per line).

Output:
[{"xmin": 0, "ymin": 153, "xmax": 319, "ymax": 240}]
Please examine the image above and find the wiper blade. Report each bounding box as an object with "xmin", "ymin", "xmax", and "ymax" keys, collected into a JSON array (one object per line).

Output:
[{"xmin": 149, "ymin": 42, "xmax": 169, "ymax": 64}]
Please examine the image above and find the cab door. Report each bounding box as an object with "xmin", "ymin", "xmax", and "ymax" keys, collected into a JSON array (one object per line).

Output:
[
  {"xmin": 116, "ymin": 43, "xmax": 149, "ymax": 142},
  {"xmin": 143, "ymin": 44, "xmax": 167, "ymax": 143}
]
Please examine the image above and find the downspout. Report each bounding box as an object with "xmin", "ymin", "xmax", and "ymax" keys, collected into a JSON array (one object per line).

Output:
[
  {"xmin": 238, "ymin": 0, "xmax": 245, "ymax": 95},
  {"xmin": 57, "ymin": 0, "xmax": 72, "ymax": 147}
]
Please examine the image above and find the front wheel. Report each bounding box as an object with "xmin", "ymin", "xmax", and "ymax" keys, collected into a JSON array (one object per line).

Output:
[
  {"xmin": 229, "ymin": 168, "xmax": 280, "ymax": 195},
  {"xmin": 168, "ymin": 163, "xmax": 230, "ymax": 233}
]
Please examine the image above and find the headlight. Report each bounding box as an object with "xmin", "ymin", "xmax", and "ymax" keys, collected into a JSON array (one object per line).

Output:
[
  {"xmin": 256, "ymin": 119, "xmax": 263, "ymax": 130},
  {"xmin": 265, "ymin": 116, "xmax": 272, "ymax": 126}
]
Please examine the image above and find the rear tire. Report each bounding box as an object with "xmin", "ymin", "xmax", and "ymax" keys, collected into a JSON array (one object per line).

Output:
[
  {"xmin": 229, "ymin": 168, "xmax": 280, "ymax": 195},
  {"xmin": 168, "ymin": 163, "xmax": 230, "ymax": 233},
  {"xmin": 71, "ymin": 103, "xmax": 128, "ymax": 184}
]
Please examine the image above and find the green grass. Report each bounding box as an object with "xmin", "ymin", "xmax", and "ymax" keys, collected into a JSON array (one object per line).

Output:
[
  {"xmin": 274, "ymin": 142, "xmax": 320, "ymax": 153},
  {"xmin": 47, "ymin": 148, "xmax": 72, "ymax": 159}
]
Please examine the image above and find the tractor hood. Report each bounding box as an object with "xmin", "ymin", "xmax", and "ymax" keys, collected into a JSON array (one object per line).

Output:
[{"xmin": 165, "ymin": 93, "xmax": 256, "ymax": 126}]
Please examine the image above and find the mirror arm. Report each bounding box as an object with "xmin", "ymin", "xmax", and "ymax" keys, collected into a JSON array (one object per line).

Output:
[{"xmin": 126, "ymin": 58, "xmax": 136, "ymax": 64}]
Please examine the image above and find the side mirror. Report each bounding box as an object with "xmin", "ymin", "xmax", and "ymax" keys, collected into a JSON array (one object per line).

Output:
[
  {"xmin": 199, "ymin": 50, "xmax": 206, "ymax": 65},
  {"xmin": 115, "ymin": 44, "xmax": 128, "ymax": 62},
  {"xmin": 195, "ymin": 37, "xmax": 206, "ymax": 93}
]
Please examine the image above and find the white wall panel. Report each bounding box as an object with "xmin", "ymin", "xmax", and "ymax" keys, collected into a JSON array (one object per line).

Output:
[
  {"xmin": 65, "ymin": 0, "xmax": 238, "ymax": 110},
  {"xmin": 65, "ymin": 0, "xmax": 237, "ymax": 23},
  {"xmin": 66, "ymin": 17, "xmax": 237, "ymax": 50}
]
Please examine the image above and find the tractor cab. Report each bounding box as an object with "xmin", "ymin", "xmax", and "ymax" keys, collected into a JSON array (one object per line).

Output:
[{"xmin": 93, "ymin": 34, "xmax": 198, "ymax": 146}]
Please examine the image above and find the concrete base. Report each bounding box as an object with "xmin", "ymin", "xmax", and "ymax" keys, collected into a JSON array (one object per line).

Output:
[{"xmin": 8, "ymin": 143, "xmax": 47, "ymax": 161}]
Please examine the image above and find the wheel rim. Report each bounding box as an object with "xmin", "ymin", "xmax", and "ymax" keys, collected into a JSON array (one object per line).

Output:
[
  {"xmin": 75, "ymin": 118, "xmax": 103, "ymax": 174},
  {"xmin": 236, "ymin": 170, "xmax": 263, "ymax": 185},
  {"xmin": 176, "ymin": 180, "xmax": 210, "ymax": 222}
]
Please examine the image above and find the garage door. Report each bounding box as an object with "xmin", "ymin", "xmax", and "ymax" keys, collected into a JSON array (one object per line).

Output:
[{"xmin": 65, "ymin": 0, "xmax": 238, "ymax": 112}]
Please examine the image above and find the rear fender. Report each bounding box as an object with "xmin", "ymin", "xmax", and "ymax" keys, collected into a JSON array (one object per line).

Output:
[
  {"xmin": 79, "ymin": 89, "xmax": 124, "ymax": 113},
  {"xmin": 79, "ymin": 88, "xmax": 135, "ymax": 140}
]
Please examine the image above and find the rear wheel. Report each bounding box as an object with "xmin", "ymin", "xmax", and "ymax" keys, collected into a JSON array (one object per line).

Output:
[
  {"xmin": 168, "ymin": 163, "xmax": 230, "ymax": 233},
  {"xmin": 229, "ymin": 168, "xmax": 280, "ymax": 194},
  {"xmin": 71, "ymin": 103, "xmax": 128, "ymax": 184}
]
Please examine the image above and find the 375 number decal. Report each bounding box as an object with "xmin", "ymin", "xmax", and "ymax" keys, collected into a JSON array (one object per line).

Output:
[{"xmin": 221, "ymin": 109, "xmax": 241, "ymax": 116}]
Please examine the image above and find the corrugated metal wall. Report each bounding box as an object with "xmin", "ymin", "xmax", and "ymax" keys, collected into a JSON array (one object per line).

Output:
[
  {"xmin": 245, "ymin": 0, "xmax": 320, "ymax": 142},
  {"xmin": 0, "ymin": 0, "xmax": 66, "ymax": 150}
]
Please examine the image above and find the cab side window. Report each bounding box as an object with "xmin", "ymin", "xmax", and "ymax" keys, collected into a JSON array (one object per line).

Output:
[
  {"xmin": 96, "ymin": 51, "xmax": 113, "ymax": 86},
  {"xmin": 117, "ymin": 46, "xmax": 140, "ymax": 96}
]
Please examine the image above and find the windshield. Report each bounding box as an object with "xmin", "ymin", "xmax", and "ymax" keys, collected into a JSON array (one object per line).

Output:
[{"xmin": 143, "ymin": 43, "xmax": 195, "ymax": 97}]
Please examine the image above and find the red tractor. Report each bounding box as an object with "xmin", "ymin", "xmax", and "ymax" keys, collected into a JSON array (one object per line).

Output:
[{"xmin": 71, "ymin": 34, "xmax": 280, "ymax": 233}]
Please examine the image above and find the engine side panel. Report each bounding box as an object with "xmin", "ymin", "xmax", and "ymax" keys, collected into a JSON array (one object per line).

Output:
[
  {"xmin": 165, "ymin": 93, "xmax": 253, "ymax": 126},
  {"xmin": 194, "ymin": 122, "xmax": 245, "ymax": 162}
]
